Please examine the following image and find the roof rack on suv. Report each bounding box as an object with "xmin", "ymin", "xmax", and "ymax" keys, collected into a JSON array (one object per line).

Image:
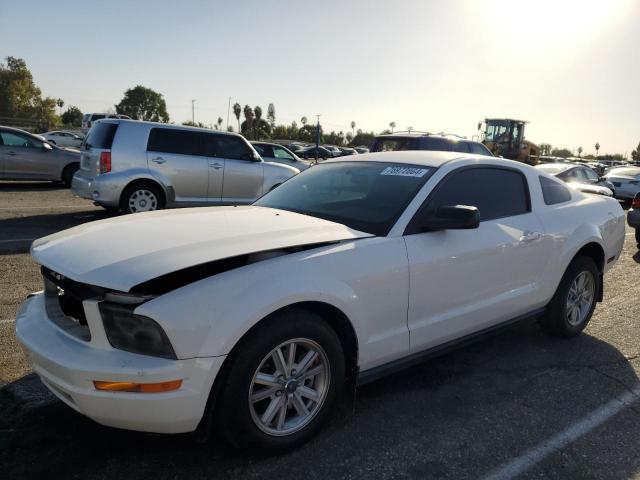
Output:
[
  {"xmin": 383, "ymin": 130, "xmax": 432, "ymax": 136},
  {"xmin": 435, "ymin": 132, "xmax": 468, "ymax": 139}
]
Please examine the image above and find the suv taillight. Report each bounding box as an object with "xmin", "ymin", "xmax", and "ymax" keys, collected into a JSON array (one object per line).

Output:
[
  {"xmin": 632, "ymin": 194, "xmax": 640, "ymax": 209},
  {"xmin": 99, "ymin": 152, "xmax": 112, "ymax": 174}
]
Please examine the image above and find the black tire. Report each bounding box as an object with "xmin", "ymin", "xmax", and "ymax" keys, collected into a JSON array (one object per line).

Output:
[
  {"xmin": 61, "ymin": 163, "xmax": 79, "ymax": 187},
  {"xmin": 119, "ymin": 182, "xmax": 165, "ymax": 214},
  {"xmin": 540, "ymin": 256, "xmax": 599, "ymax": 337},
  {"xmin": 635, "ymin": 228, "xmax": 640, "ymax": 247},
  {"xmin": 215, "ymin": 308, "xmax": 345, "ymax": 452}
]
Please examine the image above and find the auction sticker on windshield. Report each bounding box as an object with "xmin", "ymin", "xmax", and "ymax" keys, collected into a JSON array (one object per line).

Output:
[{"xmin": 380, "ymin": 167, "xmax": 429, "ymax": 177}]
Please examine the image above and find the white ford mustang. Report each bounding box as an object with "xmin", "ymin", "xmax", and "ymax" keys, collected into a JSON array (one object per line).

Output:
[{"xmin": 16, "ymin": 151, "xmax": 626, "ymax": 451}]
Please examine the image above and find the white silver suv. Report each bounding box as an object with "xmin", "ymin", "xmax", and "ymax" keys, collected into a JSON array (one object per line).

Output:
[{"xmin": 72, "ymin": 120, "xmax": 298, "ymax": 213}]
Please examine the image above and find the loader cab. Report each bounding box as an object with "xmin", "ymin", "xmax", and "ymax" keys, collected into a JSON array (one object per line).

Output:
[{"xmin": 482, "ymin": 118, "xmax": 525, "ymax": 159}]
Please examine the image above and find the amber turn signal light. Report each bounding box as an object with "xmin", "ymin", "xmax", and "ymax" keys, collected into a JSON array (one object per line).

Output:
[{"xmin": 94, "ymin": 379, "xmax": 182, "ymax": 393}]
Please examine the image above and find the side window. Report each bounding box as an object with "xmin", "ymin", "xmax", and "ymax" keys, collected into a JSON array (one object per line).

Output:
[
  {"xmin": 214, "ymin": 135, "xmax": 253, "ymax": 160},
  {"xmin": 539, "ymin": 176, "xmax": 572, "ymax": 205},
  {"xmin": 0, "ymin": 131, "xmax": 41, "ymax": 148},
  {"xmin": 256, "ymin": 144, "xmax": 274, "ymax": 158},
  {"xmin": 273, "ymin": 146, "xmax": 295, "ymax": 160},
  {"xmin": 147, "ymin": 128, "xmax": 205, "ymax": 156},
  {"xmin": 582, "ymin": 168, "xmax": 599, "ymax": 182},
  {"xmin": 424, "ymin": 167, "xmax": 530, "ymax": 222}
]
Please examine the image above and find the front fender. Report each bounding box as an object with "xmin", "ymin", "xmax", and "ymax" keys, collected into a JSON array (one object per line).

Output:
[{"xmin": 135, "ymin": 237, "xmax": 409, "ymax": 369}]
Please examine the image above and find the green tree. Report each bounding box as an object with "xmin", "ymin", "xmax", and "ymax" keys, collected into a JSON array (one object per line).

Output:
[
  {"xmin": 577, "ymin": 146, "xmax": 583, "ymax": 158},
  {"xmin": 300, "ymin": 116, "xmax": 308, "ymax": 126},
  {"xmin": 241, "ymin": 104, "xmax": 255, "ymax": 138},
  {"xmin": 115, "ymin": 85, "xmax": 169, "ymax": 122},
  {"xmin": 595, "ymin": 142, "xmax": 600, "ymax": 158},
  {"xmin": 351, "ymin": 130, "xmax": 375, "ymax": 147},
  {"xmin": 233, "ymin": 102, "xmax": 241, "ymax": 132},
  {"xmin": 61, "ymin": 106, "xmax": 83, "ymax": 126},
  {"xmin": 551, "ymin": 148, "xmax": 573, "ymax": 158},
  {"xmin": 539, "ymin": 143, "xmax": 553, "ymax": 156},
  {"xmin": 182, "ymin": 121, "xmax": 212, "ymax": 128},
  {"xmin": 216, "ymin": 117, "xmax": 223, "ymax": 130},
  {"xmin": 0, "ymin": 56, "xmax": 59, "ymax": 130},
  {"xmin": 632, "ymin": 142, "xmax": 640, "ymax": 162}
]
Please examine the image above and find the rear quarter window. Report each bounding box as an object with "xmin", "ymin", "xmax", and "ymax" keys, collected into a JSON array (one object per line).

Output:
[
  {"xmin": 539, "ymin": 175, "xmax": 572, "ymax": 205},
  {"xmin": 147, "ymin": 128, "xmax": 206, "ymax": 156},
  {"xmin": 84, "ymin": 122, "xmax": 118, "ymax": 149}
]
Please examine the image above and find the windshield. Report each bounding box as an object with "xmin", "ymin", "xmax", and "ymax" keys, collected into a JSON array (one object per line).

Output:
[{"xmin": 254, "ymin": 161, "xmax": 435, "ymax": 235}]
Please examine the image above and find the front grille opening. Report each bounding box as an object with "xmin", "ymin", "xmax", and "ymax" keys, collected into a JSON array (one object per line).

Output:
[{"xmin": 58, "ymin": 291, "xmax": 88, "ymax": 326}]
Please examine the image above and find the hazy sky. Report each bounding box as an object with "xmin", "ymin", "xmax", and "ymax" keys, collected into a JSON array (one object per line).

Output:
[{"xmin": 1, "ymin": 0, "xmax": 638, "ymax": 155}]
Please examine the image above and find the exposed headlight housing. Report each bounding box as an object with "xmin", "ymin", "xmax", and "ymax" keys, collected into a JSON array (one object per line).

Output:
[{"xmin": 99, "ymin": 302, "xmax": 177, "ymax": 360}]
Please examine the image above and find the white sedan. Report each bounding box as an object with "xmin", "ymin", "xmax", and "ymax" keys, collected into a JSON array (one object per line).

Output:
[
  {"xmin": 16, "ymin": 151, "xmax": 625, "ymax": 451},
  {"xmin": 40, "ymin": 131, "xmax": 84, "ymax": 148}
]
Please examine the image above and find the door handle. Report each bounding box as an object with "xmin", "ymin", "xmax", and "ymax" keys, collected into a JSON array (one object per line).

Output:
[
  {"xmin": 151, "ymin": 157, "xmax": 166, "ymax": 164},
  {"xmin": 209, "ymin": 162, "xmax": 223, "ymax": 170},
  {"xmin": 520, "ymin": 231, "xmax": 541, "ymax": 243}
]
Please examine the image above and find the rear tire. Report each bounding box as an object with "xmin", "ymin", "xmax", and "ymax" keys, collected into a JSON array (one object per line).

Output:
[
  {"xmin": 120, "ymin": 182, "xmax": 165, "ymax": 214},
  {"xmin": 215, "ymin": 309, "xmax": 345, "ymax": 452},
  {"xmin": 540, "ymin": 256, "xmax": 599, "ymax": 337},
  {"xmin": 61, "ymin": 163, "xmax": 79, "ymax": 187}
]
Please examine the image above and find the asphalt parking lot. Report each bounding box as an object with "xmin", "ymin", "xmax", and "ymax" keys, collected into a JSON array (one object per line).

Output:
[{"xmin": 1, "ymin": 181, "xmax": 639, "ymax": 480}]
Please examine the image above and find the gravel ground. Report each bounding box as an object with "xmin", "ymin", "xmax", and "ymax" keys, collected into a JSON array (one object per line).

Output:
[{"xmin": 0, "ymin": 181, "xmax": 639, "ymax": 479}]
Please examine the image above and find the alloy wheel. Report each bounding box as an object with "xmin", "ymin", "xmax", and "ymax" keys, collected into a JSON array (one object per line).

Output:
[
  {"xmin": 248, "ymin": 338, "xmax": 330, "ymax": 436},
  {"xmin": 565, "ymin": 271, "xmax": 595, "ymax": 326}
]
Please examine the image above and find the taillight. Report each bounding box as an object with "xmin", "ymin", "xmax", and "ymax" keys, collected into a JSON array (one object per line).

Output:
[
  {"xmin": 99, "ymin": 151, "xmax": 112, "ymax": 174},
  {"xmin": 632, "ymin": 195, "xmax": 640, "ymax": 209}
]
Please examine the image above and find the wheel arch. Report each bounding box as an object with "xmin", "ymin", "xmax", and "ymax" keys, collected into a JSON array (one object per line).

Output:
[
  {"xmin": 119, "ymin": 177, "xmax": 168, "ymax": 208},
  {"xmin": 194, "ymin": 300, "xmax": 359, "ymax": 439},
  {"xmin": 60, "ymin": 161, "xmax": 80, "ymax": 182},
  {"xmin": 569, "ymin": 241, "xmax": 605, "ymax": 302}
]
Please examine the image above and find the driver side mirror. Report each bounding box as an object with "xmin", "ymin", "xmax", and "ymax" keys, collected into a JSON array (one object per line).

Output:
[{"xmin": 420, "ymin": 205, "xmax": 480, "ymax": 231}]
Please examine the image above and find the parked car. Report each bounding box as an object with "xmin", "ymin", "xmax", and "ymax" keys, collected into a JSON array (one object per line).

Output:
[
  {"xmin": 297, "ymin": 145, "xmax": 333, "ymax": 160},
  {"xmin": 628, "ymin": 193, "xmax": 640, "ymax": 248},
  {"xmin": 536, "ymin": 163, "xmax": 615, "ymax": 197},
  {"xmin": 0, "ymin": 126, "xmax": 80, "ymax": 185},
  {"xmin": 338, "ymin": 147, "xmax": 357, "ymax": 156},
  {"xmin": 72, "ymin": 120, "xmax": 298, "ymax": 213},
  {"xmin": 40, "ymin": 131, "xmax": 84, "ymax": 148},
  {"xmin": 17, "ymin": 151, "xmax": 625, "ymax": 452},
  {"xmin": 251, "ymin": 141, "xmax": 311, "ymax": 171},
  {"xmin": 354, "ymin": 146, "xmax": 370, "ymax": 154},
  {"xmin": 323, "ymin": 145, "xmax": 343, "ymax": 157},
  {"xmin": 603, "ymin": 167, "xmax": 640, "ymax": 202},
  {"xmin": 81, "ymin": 113, "xmax": 131, "ymax": 133},
  {"xmin": 371, "ymin": 133, "xmax": 493, "ymax": 156}
]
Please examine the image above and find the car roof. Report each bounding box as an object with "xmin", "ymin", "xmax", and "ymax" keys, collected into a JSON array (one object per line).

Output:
[
  {"xmin": 324, "ymin": 150, "xmax": 493, "ymax": 168},
  {"xmin": 0, "ymin": 125, "xmax": 48, "ymax": 139},
  {"xmin": 536, "ymin": 163, "xmax": 574, "ymax": 173},
  {"xmin": 375, "ymin": 133, "xmax": 477, "ymax": 142},
  {"xmin": 97, "ymin": 119, "xmax": 243, "ymax": 138}
]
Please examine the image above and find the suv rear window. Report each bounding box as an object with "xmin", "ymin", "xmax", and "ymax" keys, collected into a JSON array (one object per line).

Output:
[
  {"xmin": 84, "ymin": 122, "xmax": 118, "ymax": 149},
  {"xmin": 91, "ymin": 114, "xmax": 106, "ymax": 121},
  {"xmin": 371, "ymin": 137, "xmax": 418, "ymax": 152}
]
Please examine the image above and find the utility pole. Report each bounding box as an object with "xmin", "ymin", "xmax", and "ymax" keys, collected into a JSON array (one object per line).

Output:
[
  {"xmin": 315, "ymin": 114, "xmax": 321, "ymax": 163},
  {"xmin": 226, "ymin": 96, "xmax": 231, "ymax": 130},
  {"xmin": 191, "ymin": 99, "xmax": 195, "ymax": 124}
]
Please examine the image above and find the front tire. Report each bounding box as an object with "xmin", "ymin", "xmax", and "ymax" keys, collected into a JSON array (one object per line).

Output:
[
  {"xmin": 61, "ymin": 163, "xmax": 79, "ymax": 187},
  {"xmin": 215, "ymin": 309, "xmax": 345, "ymax": 451},
  {"xmin": 540, "ymin": 256, "xmax": 599, "ymax": 337}
]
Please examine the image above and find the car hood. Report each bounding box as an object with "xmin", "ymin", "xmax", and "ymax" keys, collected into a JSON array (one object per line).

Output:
[{"xmin": 31, "ymin": 206, "xmax": 372, "ymax": 291}]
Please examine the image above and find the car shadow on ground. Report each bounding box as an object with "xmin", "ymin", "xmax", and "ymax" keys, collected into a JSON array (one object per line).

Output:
[
  {"xmin": 0, "ymin": 210, "xmax": 112, "ymax": 255},
  {"xmin": 1, "ymin": 322, "xmax": 638, "ymax": 480},
  {"xmin": 0, "ymin": 181, "xmax": 68, "ymax": 192}
]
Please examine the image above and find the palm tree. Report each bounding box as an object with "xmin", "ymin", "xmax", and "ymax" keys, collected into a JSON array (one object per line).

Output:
[
  {"xmin": 233, "ymin": 103, "xmax": 242, "ymax": 133},
  {"xmin": 301, "ymin": 116, "xmax": 308, "ymax": 126},
  {"xmin": 350, "ymin": 121, "xmax": 356, "ymax": 137},
  {"xmin": 595, "ymin": 142, "xmax": 600, "ymax": 158},
  {"xmin": 56, "ymin": 99, "xmax": 64, "ymax": 115},
  {"xmin": 389, "ymin": 121, "xmax": 396, "ymax": 133},
  {"xmin": 577, "ymin": 146, "xmax": 583, "ymax": 158},
  {"xmin": 242, "ymin": 104, "xmax": 255, "ymax": 138},
  {"xmin": 267, "ymin": 103, "xmax": 276, "ymax": 127}
]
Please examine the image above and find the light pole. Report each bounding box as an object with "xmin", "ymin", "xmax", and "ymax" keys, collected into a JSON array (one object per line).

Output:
[{"xmin": 191, "ymin": 99, "xmax": 196, "ymax": 125}]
